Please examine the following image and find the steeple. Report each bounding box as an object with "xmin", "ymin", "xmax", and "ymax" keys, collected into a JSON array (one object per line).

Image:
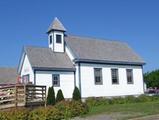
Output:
[
  {"xmin": 47, "ymin": 17, "xmax": 66, "ymax": 52},
  {"xmin": 47, "ymin": 17, "xmax": 66, "ymax": 33}
]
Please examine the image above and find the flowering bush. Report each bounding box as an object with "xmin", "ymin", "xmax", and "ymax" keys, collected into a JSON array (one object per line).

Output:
[{"xmin": 0, "ymin": 101, "xmax": 88, "ymax": 120}]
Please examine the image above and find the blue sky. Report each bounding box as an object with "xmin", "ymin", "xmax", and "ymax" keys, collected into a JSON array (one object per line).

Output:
[{"xmin": 0, "ymin": 0, "xmax": 158, "ymax": 72}]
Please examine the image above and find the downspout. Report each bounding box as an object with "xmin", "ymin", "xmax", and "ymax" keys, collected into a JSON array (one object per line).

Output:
[
  {"xmin": 141, "ymin": 65, "xmax": 145, "ymax": 93},
  {"xmin": 78, "ymin": 62, "xmax": 82, "ymax": 97},
  {"xmin": 74, "ymin": 71, "xmax": 76, "ymax": 88}
]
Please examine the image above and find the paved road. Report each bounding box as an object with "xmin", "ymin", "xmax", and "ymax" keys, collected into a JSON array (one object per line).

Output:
[
  {"xmin": 73, "ymin": 114, "xmax": 159, "ymax": 120},
  {"xmin": 73, "ymin": 114, "xmax": 116, "ymax": 120},
  {"xmin": 131, "ymin": 115, "xmax": 159, "ymax": 120}
]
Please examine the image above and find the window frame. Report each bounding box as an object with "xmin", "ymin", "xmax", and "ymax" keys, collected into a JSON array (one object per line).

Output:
[
  {"xmin": 94, "ymin": 68, "xmax": 103, "ymax": 85},
  {"xmin": 56, "ymin": 34, "xmax": 62, "ymax": 44},
  {"xmin": 126, "ymin": 69, "xmax": 134, "ymax": 84},
  {"xmin": 111, "ymin": 68, "xmax": 119, "ymax": 84},
  {"xmin": 52, "ymin": 74, "xmax": 60, "ymax": 87},
  {"xmin": 22, "ymin": 74, "xmax": 30, "ymax": 84},
  {"xmin": 49, "ymin": 35, "xmax": 52, "ymax": 44}
]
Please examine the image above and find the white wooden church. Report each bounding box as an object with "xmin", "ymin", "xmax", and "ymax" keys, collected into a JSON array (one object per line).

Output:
[{"xmin": 18, "ymin": 17, "xmax": 145, "ymax": 98}]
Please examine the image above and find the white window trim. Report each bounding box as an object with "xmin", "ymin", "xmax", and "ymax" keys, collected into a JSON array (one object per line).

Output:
[
  {"xmin": 126, "ymin": 69, "xmax": 134, "ymax": 84},
  {"xmin": 94, "ymin": 68, "xmax": 103, "ymax": 85},
  {"xmin": 111, "ymin": 68, "xmax": 119, "ymax": 85},
  {"xmin": 52, "ymin": 74, "xmax": 60, "ymax": 87}
]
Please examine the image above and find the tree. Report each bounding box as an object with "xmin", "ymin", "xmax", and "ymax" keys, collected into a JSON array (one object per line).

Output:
[
  {"xmin": 47, "ymin": 86, "xmax": 55, "ymax": 105},
  {"xmin": 72, "ymin": 86, "xmax": 81, "ymax": 101},
  {"xmin": 144, "ymin": 69, "xmax": 159, "ymax": 88},
  {"xmin": 56, "ymin": 89, "xmax": 65, "ymax": 102}
]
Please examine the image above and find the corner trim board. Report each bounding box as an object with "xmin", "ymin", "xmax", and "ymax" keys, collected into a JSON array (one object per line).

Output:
[
  {"xmin": 141, "ymin": 65, "xmax": 145, "ymax": 93},
  {"xmin": 78, "ymin": 63, "xmax": 82, "ymax": 97},
  {"xmin": 74, "ymin": 71, "xmax": 76, "ymax": 88},
  {"xmin": 34, "ymin": 70, "xmax": 36, "ymax": 85}
]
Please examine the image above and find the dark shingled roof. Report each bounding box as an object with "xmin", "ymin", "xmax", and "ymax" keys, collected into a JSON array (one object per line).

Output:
[
  {"xmin": 24, "ymin": 46, "xmax": 75, "ymax": 70},
  {"xmin": 65, "ymin": 35, "xmax": 145, "ymax": 65},
  {"xmin": 0, "ymin": 67, "xmax": 17, "ymax": 84},
  {"xmin": 47, "ymin": 17, "xmax": 66, "ymax": 33}
]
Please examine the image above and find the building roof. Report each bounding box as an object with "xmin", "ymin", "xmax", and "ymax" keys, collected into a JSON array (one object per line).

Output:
[
  {"xmin": 24, "ymin": 46, "xmax": 75, "ymax": 71},
  {"xmin": 0, "ymin": 67, "xmax": 17, "ymax": 84},
  {"xmin": 47, "ymin": 17, "xmax": 66, "ymax": 33},
  {"xmin": 65, "ymin": 35, "xmax": 145, "ymax": 65}
]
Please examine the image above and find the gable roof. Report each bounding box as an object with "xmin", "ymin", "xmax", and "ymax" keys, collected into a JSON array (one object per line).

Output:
[
  {"xmin": 65, "ymin": 35, "xmax": 145, "ymax": 65},
  {"xmin": 47, "ymin": 17, "xmax": 66, "ymax": 33},
  {"xmin": 0, "ymin": 67, "xmax": 17, "ymax": 84},
  {"xmin": 21, "ymin": 35, "xmax": 144, "ymax": 72},
  {"xmin": 24, "ymin": 46, "xmax": 75, "ymax": 71}
]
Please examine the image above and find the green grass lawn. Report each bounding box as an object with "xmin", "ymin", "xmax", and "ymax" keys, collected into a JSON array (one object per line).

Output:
[{"xmin": 85, "ymin": 101, "xmax": 159, "ymax": 120}]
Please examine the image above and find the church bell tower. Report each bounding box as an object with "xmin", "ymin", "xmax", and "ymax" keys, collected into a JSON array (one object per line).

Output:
[{"xmin": 47, "ymin": 17, "xmax": 66, "ymax": 52}]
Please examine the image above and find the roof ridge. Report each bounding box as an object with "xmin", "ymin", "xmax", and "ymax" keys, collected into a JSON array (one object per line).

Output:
[
  {"xmin": 66, "ymin": 34, "xmax": 127, "ymax": 44},
  {"xmin": 0, "ymin": 67, "xmax": 17, "ymax": 69},
  {"xmin": 24, "ymin": 45, "xmax": 49, "ymax": 49}
]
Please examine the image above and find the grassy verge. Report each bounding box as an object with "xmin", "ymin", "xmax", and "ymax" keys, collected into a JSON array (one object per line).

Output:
[{"xmin": 85, "ymin": 101, "xmax": 159, "ymax": 120}]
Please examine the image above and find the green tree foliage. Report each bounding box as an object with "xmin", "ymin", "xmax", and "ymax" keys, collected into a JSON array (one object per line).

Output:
[
  {"xmin": 47, "ymin": 86, "xmax": 55, "ymax": 105},
  {"xmin": 56, "ymin": 89, "xmax": 65, "ymax": 103},
  {"xmin": 144, "ymin": 69, "xmax": 159, "ymax": 88},
  {"xmin": 72, "ymin": 86, "xmax": 81, "ymax": 101}
]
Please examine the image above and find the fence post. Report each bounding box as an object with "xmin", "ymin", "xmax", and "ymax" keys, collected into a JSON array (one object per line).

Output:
[
  {"xmin": 44, "ymin": 86, "xmax": 46, "ymax": 107},
  {"xmin": 24, "ymin": 85, "xmax": 26, "ymax": 106},
  {"xmin": 15, "ymin": 85, "xmax": 17, "ymax": 108},
  {"xmin": 42, "ymin": 87, "xmax": 44, "ymax": 100}
]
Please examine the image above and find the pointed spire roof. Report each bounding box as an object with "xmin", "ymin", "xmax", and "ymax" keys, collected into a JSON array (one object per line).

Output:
[{"xmin": 47, "ymin": 17, "xmax": 66, "ymax": 33}]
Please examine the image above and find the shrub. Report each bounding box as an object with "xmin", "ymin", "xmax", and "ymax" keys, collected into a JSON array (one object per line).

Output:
[
  {"xmin": 55, "ymin": 101, "xmax": 89, "ymax": 119},
  {"xmin": 86, "ymin": 95, "xmax": 159, "ymax": 108},
  {"xmin": 45, "ymin": 107, "xmax": 63, "ymax": 120},
  {"xmin": 7, "ymin": 108, "xmax": 29, "ymax": 120},
  {"xmin": 96, "ymin": 97, "xmax": 110, "ymax": 106},
  {"xmin": 28, "ymin": 106, "xmax": 64, "ymax": 120},
  {"xmin": 72, "ymin": 87, "xmax": 81, "ymax": 101},
  {"xmin": 70, "ymin": 101, "xmax": 89, "ymax": 117},
  {"xmin": 110, "ymin": 97, "xmax": 126, "ymax": 104},
  {"xmin": 86, "ymin": 97, "xmax": 110, "ymax": 107},
  {"xmin": 0, "ymin": 101, "xmax": 88, "ymax": 120},
  {"xmin": 28, "ymin": 107, "xmax": 46, "ymax": 120},
  {"xmin": 55, "ymin": 101, "xmax": 72, "ymax": 119},
  {"xmin": 47, "ymin": 86, "xmax": 55, "ymax": 105},
  {"xmin": 124, "ymin": 96, "xmax": 137, "ymax": 103},
  {"xmin": 0, "ymin": 111, "xmax": 9, "ymax": 120},
  {"xmin": 151, "ymin": 95, "xmax": 159, "ymax": 101},
  {"xmin": 56, "ymin": 89, "xmax": 65, "ymax": 103},
  {"xmin": 85, "ymin": 97, "xmax": 96, "ymax": 107},
  {"xmin": 135, "ymin": 95, "xmax": 152, "ymax": 103}
]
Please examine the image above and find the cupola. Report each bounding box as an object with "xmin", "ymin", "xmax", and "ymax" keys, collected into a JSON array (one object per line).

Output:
[{"xmin": 47, "ymin": 17, "xmax": 66, "ymax": 52}]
